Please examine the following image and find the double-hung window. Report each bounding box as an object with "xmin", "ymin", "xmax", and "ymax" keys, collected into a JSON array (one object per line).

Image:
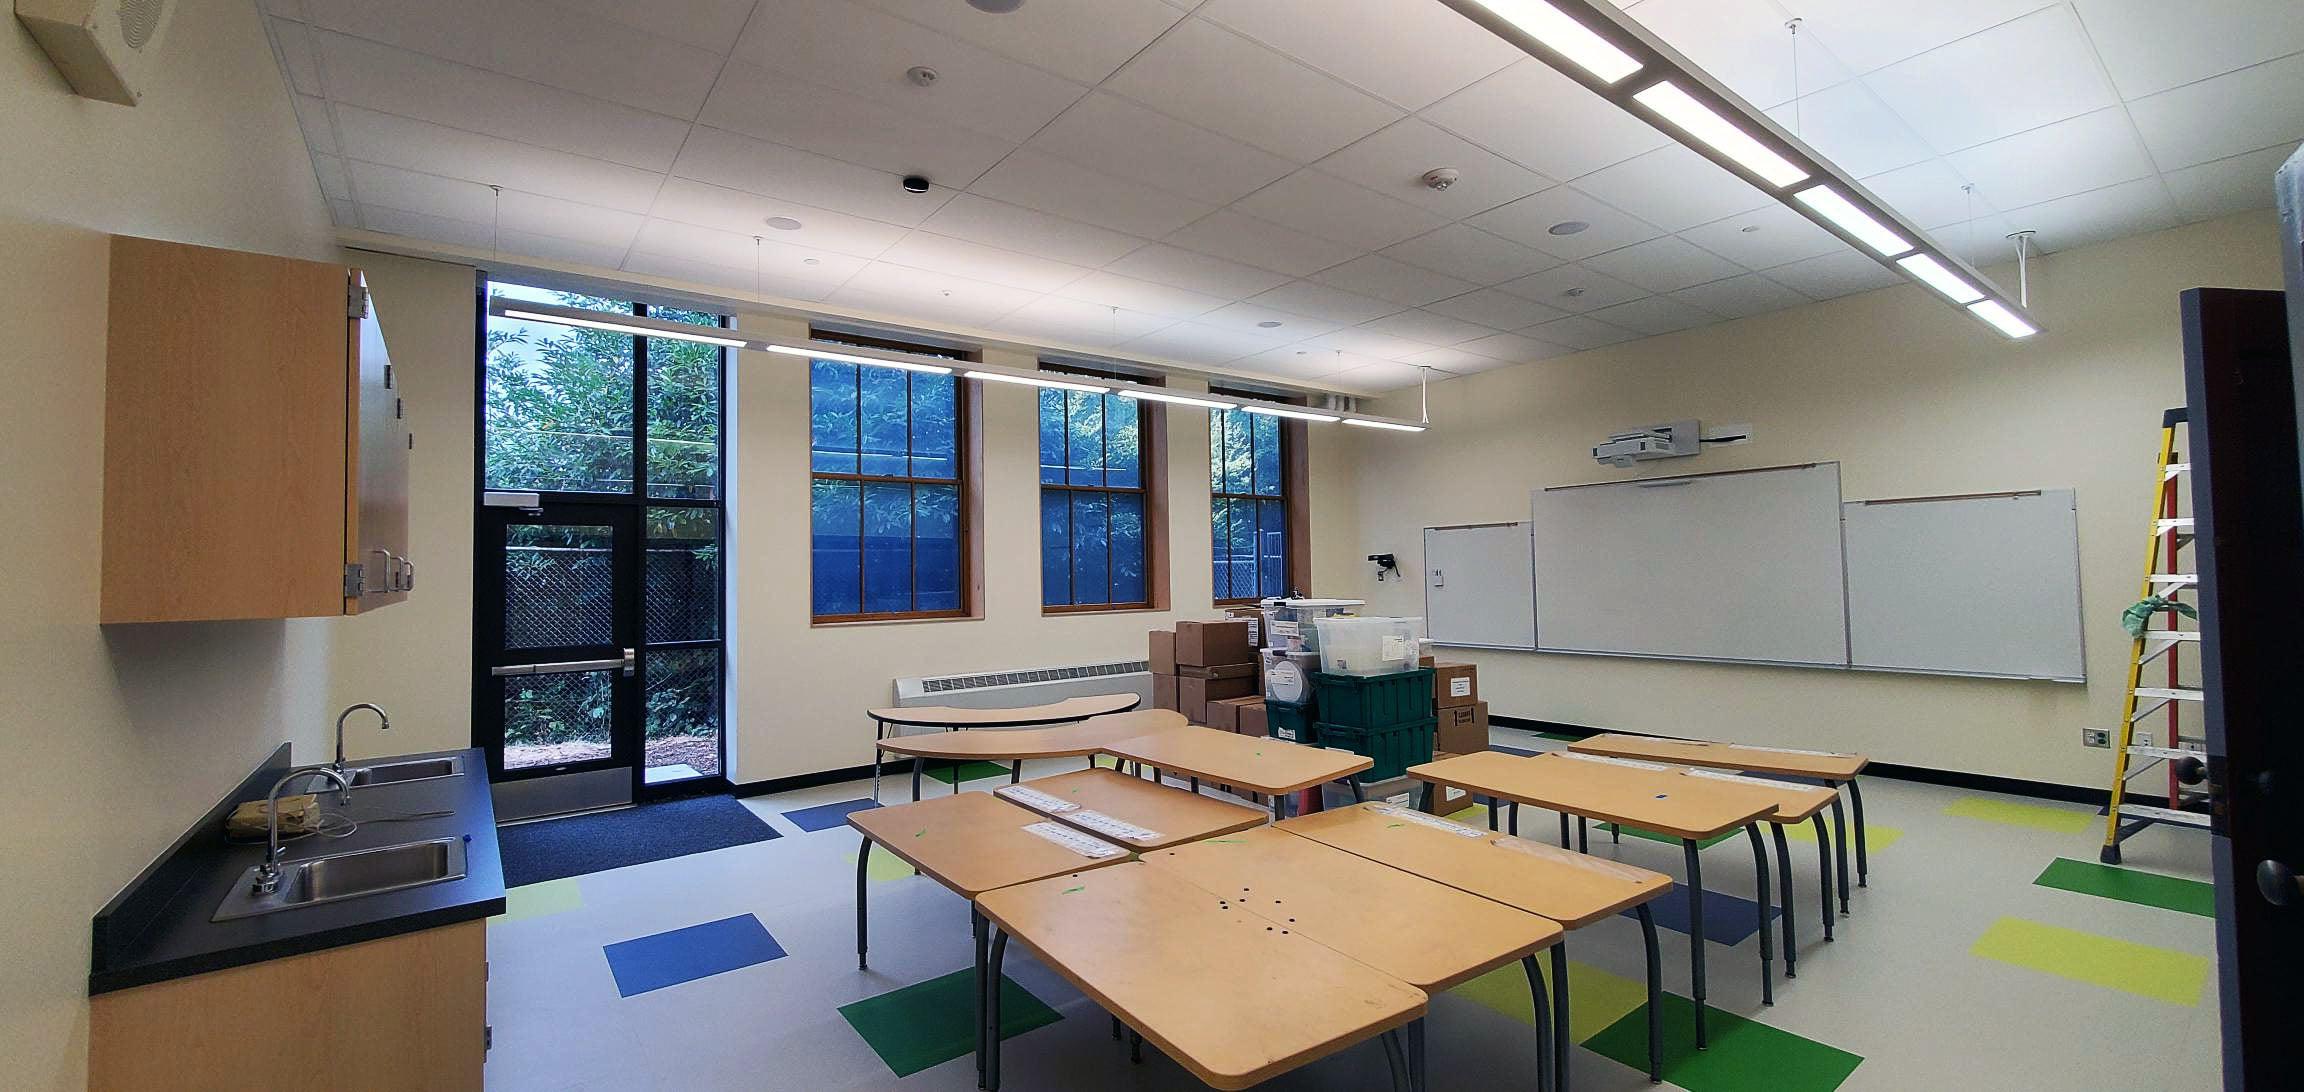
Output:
[
  {"xmin": 1039, "ymin": 367, "xmax": 1161, "ymax": 611},
  {"xmin": 1209, "ymin": 398, "xmax": 1297, "ymax": 602},
  {"xmin": 807, "ymin": 336, "xmax": 971, "ymax": 621}
]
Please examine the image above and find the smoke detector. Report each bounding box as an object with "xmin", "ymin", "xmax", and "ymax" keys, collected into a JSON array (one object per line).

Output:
[
  {"xmin": 1421, "ymin": 167, "xmax": 1460, "ymax": 191},
  {"xmin": 906, "ymin": 65, "xmax": 939, "ymax": 87}
]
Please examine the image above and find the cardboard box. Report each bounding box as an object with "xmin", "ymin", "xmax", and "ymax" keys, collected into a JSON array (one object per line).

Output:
[
  {"xmin": 1178, "ymin": 675, "xmax": 1256, "ymax": 724},
  {"xmin": 1148, "ymin": 629, "xmax": 1177, "ymax": 675},
  {"xmin": 1223, "ymin": 606, "xmax": 1265, "ymax": 648},
  {"xmin": 1179, "ymin": 662, "xmax": 1256, "ymax": 681},
  {"xmin": 1152, "ymin": 674, "xmax": 1178, "ymax": 712},
  {"xmin": 1175, "ymin": 619, "xmax": 1255, "ymax": 667},
  {"xmin": 1418, "ymin": 654, "xmax": 1436, "ymax": 668},
  {"xmin": 1234, "ymin": 699, "xmax": 1268, "ymax": 738},
  {"xmin": 1436, "ymin": 700, "xmax": 1488, "ymax": 756},
  {"xmin": 1418, "ymin": 752, "xmax": 1474, "ymax": 816},
  {"xmin": 1209, "ymin": 696, "xmax": 1261, "ymax": 734},
  {"xmin": 1433, "ymin": 662, "xmax": 1479, "ymax": 708}
]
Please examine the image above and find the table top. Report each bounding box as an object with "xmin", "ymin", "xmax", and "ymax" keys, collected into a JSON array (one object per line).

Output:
[
  {"xmin": 995, "ymin": 769, "xmax": 1267, "ymax": 851},
  {"xmin": 975, "ymin": 862, "xmax": 1427, "ymax": 1091},
  {"xmin": 1102, "ymin": 727, "xmax": 1373, "ymax": 795},
  {"xmin": 865, "ymin": 692, "xmax": 1142, "ymax": 729},
  {"xmin": 846, "ymin": 792, "xmax": 1128, "ymax": 898},
  {"xmin": 1667, "ymin": 766, "xmax": 1841, "ymax": 823},
  {"xmin": 1570, "ymin": 733, "xmax": 1867, "ymax": 780},
  {"xmin": 1141, "ymin": 825, "xmax": 1561, "ymax": 990},
  {"xmin": 1280, "ymin": 803, "xmax": 1671, "ymax": 928},
  {"xmin": 876, "ymin": 710, "xmax": 1187, "ymax": 761},
  {"xmin": 1407, "ymin": 751, "xmax": 1774, "ymax": 840}
]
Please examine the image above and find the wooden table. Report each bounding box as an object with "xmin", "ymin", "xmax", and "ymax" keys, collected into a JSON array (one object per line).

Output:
[
  {"xmin": 1572, "ymin": 733, "xmax": 1872, "ymax": 903},
  {"xmin": 1284, "ymin": 802, "xmax": 1672, "ymax": 1085},
  {"xmin": 876, "ymin": 710, "xmax": 1186, "ymax": 801},
  {"xmin": 1408, "ymin": 751, "xmax": 1775, "ymax": 1046},
  {"xmin": 975, "ymin": 862, "xmax": 1428, "ymax": 1091},
  {"xmin": 846, "ymin": 792, "xmax": 1130, "ymax": 1086},
  {"xmin": 1102, "ymin": 727, "xmax": 1374, "ymax": 820},
  {"xmin": 1143, "ymin": 825, "xmax": 1565, "ymax": 1091},
  {"xmin": 864, "ymin": 693, "xmax": 1145, "ymax": 801},
  {"xmin": 994, "ymin": 769, "xmax": 1267, "ymax": 851}
]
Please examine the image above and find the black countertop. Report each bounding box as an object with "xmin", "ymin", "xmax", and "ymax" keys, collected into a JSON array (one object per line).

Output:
[{"xmin": 90, "ymin": 746, "xmax": 505, "ymax": 995}]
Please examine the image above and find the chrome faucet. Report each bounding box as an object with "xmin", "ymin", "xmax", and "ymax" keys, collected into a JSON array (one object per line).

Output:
[
  {"xmin": 333, "ymin": 703, "xmax": 390, "ymax": 774},
  {"xmin": 255, "ymin": 765, "xmax": 352, "ymax": 895}
]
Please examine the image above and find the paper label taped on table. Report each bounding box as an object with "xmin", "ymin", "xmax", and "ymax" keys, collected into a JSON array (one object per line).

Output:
[
  {"xmin": 998, "ymin": 785, "xmax": 1080, "ymax": 813},
  {"xmin": 1022, "ymin": 821, "xmax": 1123, "ymax": 858}
]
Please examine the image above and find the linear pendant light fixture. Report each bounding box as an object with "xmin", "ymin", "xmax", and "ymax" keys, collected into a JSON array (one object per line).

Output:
[
  {"xmin": 1438, "ymin": 0, "xmax": 2040, "ymax": 340},
  {"xmin": 490, "ymin": 295, "xmax": 1430, "ymax": 429}
]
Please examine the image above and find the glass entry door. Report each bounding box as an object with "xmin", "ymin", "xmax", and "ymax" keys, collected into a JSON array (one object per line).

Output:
[{"xmin": 478, "ymin": 503, "xmax": 641, "ymax": 819}]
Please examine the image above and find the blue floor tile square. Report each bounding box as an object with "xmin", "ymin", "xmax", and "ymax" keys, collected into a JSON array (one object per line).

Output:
[
  {"xmin": 784, "ymin": 797, "xmax": 882, "ymax": 832},
  {"xmin": 604, "ymin": 914, "xmax": 787, "ymax": 997},
  {"xmin": 1619, "ymin": 882, "xmax": 1781, "ymax": 947}
]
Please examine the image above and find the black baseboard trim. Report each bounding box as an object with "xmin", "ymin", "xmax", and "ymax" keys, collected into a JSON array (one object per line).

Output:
[
  {"xmin": 1489, "ymin": 715, "xmax": 2113, "ymax": 807},
  {"xmin": 731, "ymin": 757, "xmax": 1014, "ymax": 799}
]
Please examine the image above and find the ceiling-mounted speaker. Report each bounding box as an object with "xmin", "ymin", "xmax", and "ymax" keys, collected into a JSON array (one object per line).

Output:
[{"xmin": 15, "ymin": 0, "xmax": 177, "ymax": 106}]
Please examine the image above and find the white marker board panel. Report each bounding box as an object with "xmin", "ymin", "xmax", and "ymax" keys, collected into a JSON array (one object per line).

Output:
[
  {"xmin": 1843, "ymin": 491, "xmax": 2085, "ymax": 681},
  {"xmin": 1532, "ymin": 464, "xmax": 1850, "ymax": 666},
  {"xmin": 1424, "ymin": 523, "xmax": 1537, "ymax": 649}
]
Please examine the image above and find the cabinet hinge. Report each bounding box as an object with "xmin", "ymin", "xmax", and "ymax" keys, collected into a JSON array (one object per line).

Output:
[
  {"xmin": 343, "ymin": 563, "xmax": 364, "ymax": 597},
  {"xmin": 347, "ymin": 282, "xmax": 370, "ymax": 319},
  {"xmin": 484, "ymin": 1025, "xmax": 493, "ymax": 1051}
]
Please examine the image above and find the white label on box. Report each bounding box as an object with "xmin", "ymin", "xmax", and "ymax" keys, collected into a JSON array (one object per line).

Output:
[
  {"xmin": 1271, "ymin": 620, "xmax": 1300, "ymax": 638},
  {"xmin": 1449, "ymin": 677, "xmax": 1471, "ymax": 697},
  {"xmin": 1246, "ymin": 618, "xmax": 1260, "ymax": 645},
  {"xmin": 1381, "ymin": 634, "xmax": 1407, "ymax": 659}
]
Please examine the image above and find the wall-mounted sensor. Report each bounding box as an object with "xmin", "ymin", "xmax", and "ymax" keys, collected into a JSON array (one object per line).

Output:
[
  {"xmin": 1421, "ymin": 167, "xmax": 1460, "ymax": 191},
  {"xmin": 905, "ymin": 65, "xmax": 938, "ymax": 87},
  {"xmin": 1368, "ymin": 553, "xmax": 1400, "ymax": 581},
  {"xmin": 901, "ymin": 175, "xmax": 932, "ymax": 194}
]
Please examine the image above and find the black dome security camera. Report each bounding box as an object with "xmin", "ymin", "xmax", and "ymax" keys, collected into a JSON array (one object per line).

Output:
[{"xmin": 901, "ymin": 175, "xmax": 931, "ymax": 194}]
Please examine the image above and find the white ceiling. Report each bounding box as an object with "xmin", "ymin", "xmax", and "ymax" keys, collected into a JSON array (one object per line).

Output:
[{"xmin": 262, "ymin": 0, "xmax": 2304, "ymax": 392}]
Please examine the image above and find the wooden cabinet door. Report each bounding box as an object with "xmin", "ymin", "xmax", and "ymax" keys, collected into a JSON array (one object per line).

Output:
[{"xmin": 344, "ymin": 270, "xmax": 411, "ymax": 614}]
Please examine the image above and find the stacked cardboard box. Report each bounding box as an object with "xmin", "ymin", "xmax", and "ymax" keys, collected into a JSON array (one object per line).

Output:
[
  {"xmin": 1149, "ymin": 620, "xmax": 1258, "ymax": 724},
  {"xmin": 1207, "ymin": 695, "xmax": 1265, "ymax": 735},
  {"xmin": 1419, "ymin": 752, "xmax": 1475, "ymax": 817},
  {"xmin": 1436, "ymin": 701, "xmax": 1489, "ymax": 755}
]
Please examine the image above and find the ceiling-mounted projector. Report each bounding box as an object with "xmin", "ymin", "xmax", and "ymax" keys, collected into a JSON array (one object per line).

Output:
[{"xmin": 1594, "ymin": 419, "xmax": 1702, "ymax": 468}]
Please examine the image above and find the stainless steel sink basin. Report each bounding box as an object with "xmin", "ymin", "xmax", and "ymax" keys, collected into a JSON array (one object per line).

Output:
[
  {"xmin": 213, "ymin": 837, "xmax": 467, "ymax": 921},
  {"xmin": 345, "ymin": 754, "xmax": 464, "ymax": 786}
]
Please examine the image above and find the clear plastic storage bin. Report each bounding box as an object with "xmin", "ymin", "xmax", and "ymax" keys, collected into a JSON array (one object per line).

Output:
[
  {"xmin": 1262, "ymin": 598, "xmax": 1364, "ymax": 653},
  {"xmin": 1313, "ymin": 616, "xmax": 1423, "ymax": 676}
]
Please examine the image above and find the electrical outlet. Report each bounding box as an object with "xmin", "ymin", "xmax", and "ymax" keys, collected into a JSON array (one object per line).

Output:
[{"xmin": 2081, "ymin": 728, "xmax": 2111, "ymax": 748}]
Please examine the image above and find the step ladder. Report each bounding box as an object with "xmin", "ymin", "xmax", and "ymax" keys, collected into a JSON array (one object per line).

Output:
[{"xmin": 2102, "ymin": 408, "xmax": 2213, "ymax": 864}]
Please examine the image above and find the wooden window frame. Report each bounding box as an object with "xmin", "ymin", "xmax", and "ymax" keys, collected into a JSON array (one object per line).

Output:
[
  {"xmin": 1209, "ymin": 388, "xmax": 1311, "ymax": 605},
  {"xmin": 807, "ymin": 331, "xmax": 984, "ymax": 625},
  {"xmin": 1040, "ymin": 364, "xmax": 1169, "ymax": 615}
]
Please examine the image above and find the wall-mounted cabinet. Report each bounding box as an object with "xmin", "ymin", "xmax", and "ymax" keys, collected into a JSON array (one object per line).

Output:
[{"xmin": 101, "ymin": 236, "xmax": 412, "ymax": 623}]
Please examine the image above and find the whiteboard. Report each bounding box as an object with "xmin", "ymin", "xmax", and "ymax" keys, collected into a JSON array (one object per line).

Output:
[
  {"xmin": 1532, "ymin": 464, "xmax": 1850, "ymax": 666},
  {"xmin": 1424, "ymin": 523, "xmax": 1537, "ymax": 649},
  {"xmin": 1843, "ymin": 491, "xmax": 2085, "ymax": 681}
]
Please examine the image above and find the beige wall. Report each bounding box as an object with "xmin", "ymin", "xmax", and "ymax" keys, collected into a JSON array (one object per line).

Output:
[
  {"xmin": 0, "ymin": 3, "xmax": 342, "ymax": 1088},
  {"xmin": 1342, "ymin": 211, "xmax": 2283, "ymax": 788}
]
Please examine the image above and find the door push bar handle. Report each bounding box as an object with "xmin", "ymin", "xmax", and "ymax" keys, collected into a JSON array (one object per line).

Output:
[{"xmin": 492, "ymin": 649, "xmax": 636, "ymax": 678}]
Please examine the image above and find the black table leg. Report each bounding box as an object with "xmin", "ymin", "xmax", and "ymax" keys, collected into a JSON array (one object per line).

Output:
[
  {"xmin": 1381, "ymin": 1029, "xmax": 1412, "ymax": 1092},
  {"xmin": 1578, "ymin": 816, "xmax": 1589, "ymax": 853},
  {"xmin": 1811, "ymin": 815, "xmax": 1834, "ymax": 941},
  {"xmin": 1405, "ymin": 1017, "xmax": 1427, "ymax": 1092},
  {"xmin": 1772, "ymin": 822, "xmax": 1797, "ymax": 978},
  {"xmin": 1636, "ymin": 903, "xmax": 1662, "ymax": 1083},
  {"xmin": 1190, "ymin": 775, "xmax": 1200, "ymax": 793},
  {"xmin": 855, "ymin": 838, "xmax": 872, "ymax": 970},
  {"xmin": 1550, "ymin": 943, "xmax": 1572, "ymax": 1092},
  {"xmin": 1522, "ymin": 954, "xmax": 1554, "ymax": 1092},
  {"xmin": 972, "ymin": 909, "xmax": 989, "ymax": 1089},
  {"xmin": 1683, "ymin": 838, "xmax": 1708, "ymax": 1049},
  {"xmin": 1009, "ymin": 762, "xmax": 1021, "ymax": 785},
  {"xmin": 1421, "ymin": 783, "xmax": 1436, "ymax": 812},
  {"xmin": 1128, "ymin": 1029, "xmax": 1143, "ymax": 1064},
  {"xmin": 1559, "ymin": 812, "xmax": 1570, "ymax": 848},
  {"xmin": 986, "ymin": 928, "xmax": 1009, "ymax": 1091},
  {"xmin": 1352, "ymin": 778, "xmax": 1366, "ymax": 803},
  {"xmin": 1510, "ymin": 802, "xmax": 1520, "ymax": 837},
  {"xmin": 1847, "ymin": 779, "xmax": 1869, "ymax": 888},
  {"xmin": 911, "ymin": 756, "xmax": 924, "ymax": 803},
  {"xmin": 871, "ymin": 719, "xmax": 886, "ymax": 803},
  {"xmin": 1829, "ymin": 797, "xmax": 1851, "ymax": 915},
  {"xmin": 1488, "ymin": 797, "xmax": 1499, "ymax": 830},
  {"xmin": 1745, "ymin": 824, "xmax": 1773, "ymax": 1005}
]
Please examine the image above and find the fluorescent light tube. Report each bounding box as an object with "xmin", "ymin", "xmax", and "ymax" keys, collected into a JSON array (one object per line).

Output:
[
  {"xmin": 764, "ymin": 343, "xmax": 954, "ymax": 375},
  {"xmin": 498, "ymin": 307, "xmax": 747, "ymax": 348},
  {"xmin": 1631, "ymin": 82, "xmax": 1808, "ymax": 188},
  {"xmin": 1240, "ymin": 404, "xmax": 1342, "ymax": 423},
  {"xmin": 1895, "ymin": 254, "xmax": 1985, "ymax": 304},
  {"xmin": 1342, "ymin": 418, "xmax": 1427, "ymax": 433},
  {"xmin": 1466, "ymin": 0, "xmax": 1642, "ymax": 84},
  {"xmin": 1791, "ymin": 186, "xmax": 1912, "ymax": 257},
  {"xmin": 1967, "ymin": 299, "xmax": 2038, "ymax": 339},
  {"xmin": 963, "ymin": 370, "xmax": 1110, "ymax": 393},
  {"xmin": 1117, "ymin": 389, "xmax": 1236, "ymax": 410}
]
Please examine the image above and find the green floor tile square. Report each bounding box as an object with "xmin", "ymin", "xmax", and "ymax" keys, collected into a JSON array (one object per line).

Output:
[
  {"xmin": 1585, "ymin": 992, "xmax": 1863, "ymax": 1092},
  {"xmin": 839, "ymin": 966, "xmax": 1061, "ymax": 1077},
  {"xmin": 923, "ymin": 760, "xmax": 1012, "ymax": 786},
  {"xmin": 1942, "ymin": 797, "xmax": 2093, "ymax": 833},
  {"xmin": 1452, "ymin": 958, "xmax": 1648, "ymax": 1042},
  {"xmin": 1601, "ymin": 823, "xmax": 1740, "ymax": 849},
  {"xmin": 2034, "ymin": 858, "xmax": 2215, "ymax": 917},
  {"xmin": 1972, "ymin": 917, "xmax": 2210, "ymax": 1006},
  {"xmin": 495, "ymin": 877, "xmax": 583, "ymax": 923},
  {"xmin": 844, "ymin": 850, "xmax": 917, "ymax": 882},
  {"xmin": 1444, "ymin": 803, "xmax": 1488, "ymax": 825},
  {"xmin": 1780, "ymin": 820, "xmax": 1903, "ymax": 851}
]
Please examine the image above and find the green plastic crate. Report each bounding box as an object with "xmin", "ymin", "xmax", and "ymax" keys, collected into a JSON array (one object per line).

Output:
[
  {"xmin": 1317, "ymin": 717, "xmax": 1436, "ymax": 783},
  {"xmin": 1266, "ymin": 699, "xmax": 1318, "ymax": 745},
  {"xmin": 1310, "ymin": 669, "xmax": 1434, "ymax": 730}
]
